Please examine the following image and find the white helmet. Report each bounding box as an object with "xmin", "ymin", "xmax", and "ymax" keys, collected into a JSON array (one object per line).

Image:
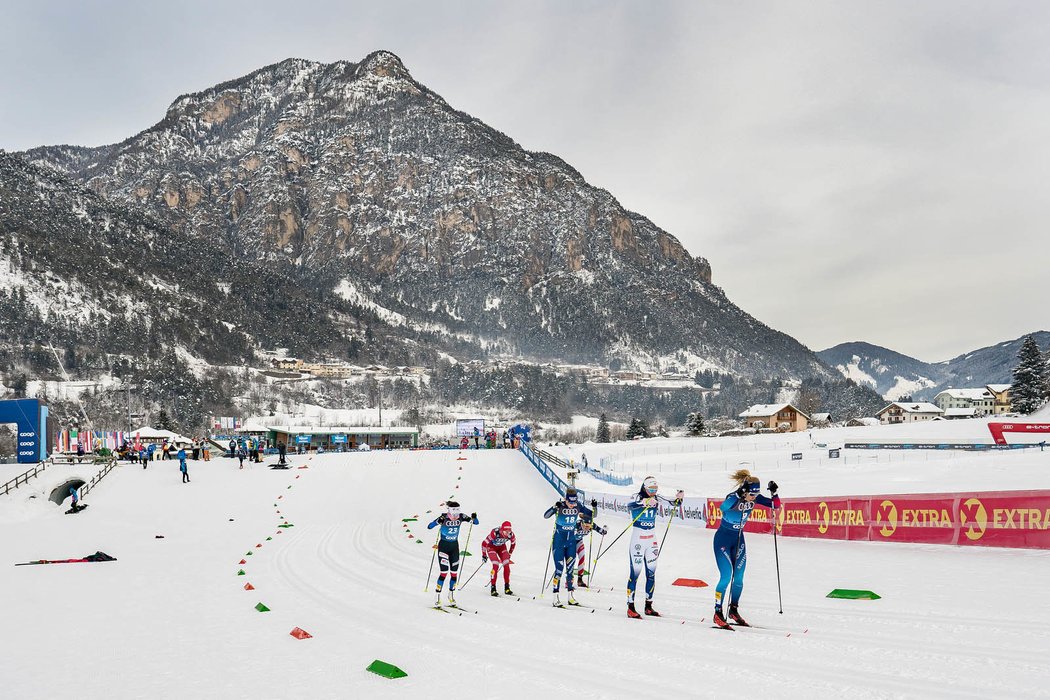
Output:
[{"xmin": 642, "ymin": 476, "xmax": 658, "ymax": 496}]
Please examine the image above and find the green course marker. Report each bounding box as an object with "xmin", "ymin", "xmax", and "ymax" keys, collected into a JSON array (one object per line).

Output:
[
  {"xmin": 255, "ymin": 602, "xmax": 270, "ymax": 612},
  {"xmin": 401, "ymin": 518, "xmax": 418, "ymax": 522},
  {"xmin": 246, "ymin": 551, "xmax": 253, "ymax": 556},
  {"xmin": 266, "ymin": 537, "xmax": 272, "ymax": 541},
  {"xmin": 237, "ymin": 569, "xmax": 246, "ymax": 576},
  {"xmin": 827, "ymin": 589, "xmax": 881, "ymax": 600},
  {"xmin": 278, "ymin": 524, "xmax": 294, "ymax": 528},
  {"xmin": 415, "ymin": 539, "xmax": 423, "ymax": 544},
  {"xmin": 366, "ymin": 659, "xmax": 407, "ymax": 679}
]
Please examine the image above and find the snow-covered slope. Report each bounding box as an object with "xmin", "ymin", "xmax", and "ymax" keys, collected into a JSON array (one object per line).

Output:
[{"xmin": 2, "ymin": 448, "xmax": 1048, "ymax": 698}]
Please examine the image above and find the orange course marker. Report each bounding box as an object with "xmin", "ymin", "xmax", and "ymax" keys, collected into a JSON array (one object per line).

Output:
[{"xmin": 290, "ymin": 627, "xmax": 312, "ymax": 639}]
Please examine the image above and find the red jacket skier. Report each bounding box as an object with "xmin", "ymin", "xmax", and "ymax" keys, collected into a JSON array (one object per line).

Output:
[{"xmin": 481, "ymin": 521, "xmax": 516, "ymax": 596}]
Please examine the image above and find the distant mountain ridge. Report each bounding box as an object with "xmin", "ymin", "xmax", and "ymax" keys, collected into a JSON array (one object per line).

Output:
[
  {"xmin": 18, "ymin": 50, "xmax": 831, "ymax": 380},
  {"xmin": 818, "ymin": 332, "xmax": 1049, "ymax": 400}
]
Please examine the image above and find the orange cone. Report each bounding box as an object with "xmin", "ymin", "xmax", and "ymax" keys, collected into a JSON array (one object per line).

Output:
[
  {"xmin": 290, "ymin": 627, "xmax": 312, "ymax": 640},
  {"xmin": 244, "ymin": 582, "xmax": 255, "ymax": 590},
  {"xmin": 239, "ymin": 559, "xmax": 247, "ymax": 564}
]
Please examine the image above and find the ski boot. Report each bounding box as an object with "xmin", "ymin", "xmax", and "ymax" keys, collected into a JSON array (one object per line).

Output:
[
  {"xmin": 567, "ymin": 591, "xmax": 578, "ymax": 606},
  {"xmin": 553, "ymin": 591, "xmax": 562, "ymax": 608},
  {"xmin": 727, "ymin": 604, "xmax": 749, "ymax": 627},
  {"xmin": 576, "ymin": 573, "xmax": 589, "ymax": 589},
  {"xmin": 627, "ymin": 602, "xmax": 642, "ymax": 619},
  {"xmin": 434, "ymin": 586, "xmax": 443, "ymax": 607},
  {"xmin": 644, "ymin": 600, "xmax": 661, "ymax": 617},
  {"xmin": 490, "ymin": 583, "xmax": 499, "ymax": 597},
  {"xmin": 712, "ymin": 608, "xmax": 733, "ymax": 630},
  {"xmin": 447, "ymin": 590, "xmax": 456, "ymax": 607},
  {"xmin": 504, "ymin": 585, "xmax": 514, "ymax": 596}
]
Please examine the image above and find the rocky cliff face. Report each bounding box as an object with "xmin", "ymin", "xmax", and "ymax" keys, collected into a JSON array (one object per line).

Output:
[{"xmin": 22, "ymin": 50, "xmax": 828, "ymax": 379}]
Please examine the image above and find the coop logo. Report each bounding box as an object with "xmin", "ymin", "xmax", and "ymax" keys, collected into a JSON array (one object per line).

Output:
[
  {"xmin": 878, "ymin": 500, "xmax": 898, "ymax": 537},
  {"xmin": 707, "ymin": 502, "xmax": 721, "ymax": 526},
  {"xmin": 817, "ymin": 502, "xmax": 830, "ymax": 534},
  {"xmin": 775, "ymin": 505, "xmax": 785, "ymax": 534},
  {"xmin": 960, "ymin": 498, "xmax": 988, "ymax": 541}
]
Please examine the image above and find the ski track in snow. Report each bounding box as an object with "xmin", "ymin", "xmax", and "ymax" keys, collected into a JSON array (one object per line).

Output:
[{"xmin": 2, "ymin": 449, "xmax": 1049, "ymax": 699}]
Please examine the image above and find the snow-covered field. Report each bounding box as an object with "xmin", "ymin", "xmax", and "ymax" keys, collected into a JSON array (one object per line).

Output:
[
  {"xmin": 546, "ymin": 416, "xmax": 1050, "ymax": 497},
  {"xmin": 2, "ymin": 441, "xmax": 1049, "ymax": 699}
]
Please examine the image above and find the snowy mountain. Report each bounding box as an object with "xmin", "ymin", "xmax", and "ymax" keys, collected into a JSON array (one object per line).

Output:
[
  {"xmin": 20, "ymin": 50, "xmax": 829, "ymax": 380},
  {"xmin": 819, "ymin": 332, "xmax": 1050, "ymax": 399},
  {"xmin": 816, "ymin": 342, "xmax": 945, "ymax": 400}
]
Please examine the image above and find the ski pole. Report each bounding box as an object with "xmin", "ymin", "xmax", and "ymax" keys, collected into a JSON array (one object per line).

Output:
[
  {"xmin": 588, "ymin": 531, "xmax": 604, "ymax": 587},
  {"xmin": 462, "ymin": 558, "xmax": 488, "ymax": 587},
  {"xmin": 424, "ymin": 530, "xmax": 440, "ymax": 592},
  {"xmin": 539, "ymin": 528, "xmax": 554, "ymax": 597},
  {"xmin": 458, "ymin": 520, "xmax": 474, "ymax": 579},
  {"xmin": 771, "ymin": 503, "xmax": 783, "ymax": 614},
  {"xmin": 655, "ymin": 499, "xmax": 681, "ymax": 559},
  {"xmin": 586, "ymin": 527, "xmax": 594, "ymax": 582},
  {"xmin": 593, "ymin": 506, "xmax": 648, "ymax": 564}
]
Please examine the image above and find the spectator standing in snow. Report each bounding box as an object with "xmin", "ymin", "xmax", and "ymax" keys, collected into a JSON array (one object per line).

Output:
[
  {"xmin": 179, "ymin": 447, "xmax": 190, "ymax": 483},
  {"xmin": 237, "ymin": 446, "xmax": 246, "ymax": 469}
]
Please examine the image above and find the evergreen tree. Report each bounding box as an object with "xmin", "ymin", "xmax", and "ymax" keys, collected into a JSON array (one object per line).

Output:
[
  {"xmin": 596, "ymin": 413, "xmax": 611, "ymax": 443},
  {"xmin": 686, "ymin": 411, "xmax": 705, "ymax": 436},
  {"xmin": 1011, "ymin": 335, "xmax": 1048, "ymax": 414},
  {"xmin": 625, "ymin": 417, "xmax": 650, "ymax": 439},
  {"xmin": 155, "ymin": 408, "xmax": 173, "ymax": 430}
]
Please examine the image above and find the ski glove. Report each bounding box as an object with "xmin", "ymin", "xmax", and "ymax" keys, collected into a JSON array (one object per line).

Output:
[
  {"xmin": 482, "ymin": 554, "xmax": 488, "ymax": 563},
  {"xmin": 470, "ymin": 512, "xmax": 477, "ymax": 521},
  {"xmin": 768, "ymin": 481, "xmax": 779, "ymax": 496},
  {"xmin": 591, "ymin": 498, "xmax": 598, "ymax": 510},
  {"xmin": 735, "ymin": 486, "xmax": 747, "ymax": 499}
]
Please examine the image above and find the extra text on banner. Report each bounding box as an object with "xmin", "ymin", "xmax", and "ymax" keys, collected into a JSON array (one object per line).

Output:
[{"xmin": 706, "ymin": 490, "xmax": 1050, "ymax": 550}]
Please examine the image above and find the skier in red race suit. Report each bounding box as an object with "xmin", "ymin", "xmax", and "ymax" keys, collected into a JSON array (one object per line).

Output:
[{"xmin": 481, "ymin": 521, "xmax": 516, "ymax": 596}]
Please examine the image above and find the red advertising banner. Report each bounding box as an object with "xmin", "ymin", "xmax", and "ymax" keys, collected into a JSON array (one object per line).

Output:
[
  {"xmin": 706, "ymin": 490, "xmax": 1050, "ymax": 550},
  {"xmin": 987, "ymin": 422, "xmax": 1050, "ymax": 445}
]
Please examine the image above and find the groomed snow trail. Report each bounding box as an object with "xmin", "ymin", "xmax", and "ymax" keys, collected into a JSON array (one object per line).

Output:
[{"xmin": 2, "ymin": 449, "xmax": 1049, "ymax": 699}]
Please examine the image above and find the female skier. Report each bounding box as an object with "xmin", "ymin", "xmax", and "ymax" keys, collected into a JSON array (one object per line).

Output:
[
  {"xmin": 712, "ymin": 469, "xmax": 780, "ymax": 630},
  {"xmin": 542, "ymin": 487, "xmax": 594, "ymax": 606},
  {"xmin": 481, "ymin": 521, "xmax": 516, "ymax": 596},
  {"xmin": 625, "ymin": 476, "xmax": 684, "ymax": 618},
  {"xmin": 427, "ymin": 501, "xmax": 478, "ymax": 606},
  {"xmin": 575, "ymin": 515, "xmax": 607, "ymax": 588}
]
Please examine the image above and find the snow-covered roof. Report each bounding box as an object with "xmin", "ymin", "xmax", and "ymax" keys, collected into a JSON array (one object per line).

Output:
[
  {"xmin": 131, "ymin": 426, "xmax": 193, "ymax": 442},
  {"xmin": 877, "ymin": 402, "xmax": 943, "ymax": 415},
  {"xmin": 738, "ymin": 403, "xmax": 810, "ymax": 419},
  {"xmin": 235, "ymin": 422, "xmax": 270, "ymax": 433},
  {"xmin": 812, "ymin": 413, "xmax": 832, "ymax": 422},
  {"xmin": 943, "ymin": 407, "xmax": 978, "ymax": 417},
  {"xmin": 986, "ymin": 384, "xmax": 1011, "ymax": 394},
  {"xmin": 934, "ymin": 388, "xmax": 992, "ymax": 401},
  {"xmin": 265, "ymin": 425, "xmax": 419, "ymax": 435}
]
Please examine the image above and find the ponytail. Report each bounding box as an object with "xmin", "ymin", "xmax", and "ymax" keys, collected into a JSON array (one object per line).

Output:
[{"xmin": 729, "ymin": 469, "xmax": 759, "ymax": 488}]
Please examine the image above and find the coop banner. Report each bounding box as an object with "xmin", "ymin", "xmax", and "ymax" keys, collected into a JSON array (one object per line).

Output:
[
  {"xmin": 705, "ymin": 490, "xmax": 1050, "ymax": 549},
  {"xmin": 590, "ymin": 491, "xmax": 708, "ymax": 528}
]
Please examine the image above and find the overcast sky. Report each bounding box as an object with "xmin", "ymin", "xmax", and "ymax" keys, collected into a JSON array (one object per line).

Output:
[{"xmin": 2, "ymin": 1, "xmax": 1047, "ymax": 362}]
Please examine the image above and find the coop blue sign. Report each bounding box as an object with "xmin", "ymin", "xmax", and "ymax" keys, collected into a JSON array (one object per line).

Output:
[
  {"xmin": 0, "ymin": 398, "xmax": 48, "ymax": 463},
  {"xmin": 791, "ymin": 452, "xmax": 803, "ymax": 461},
  {"xmin": 828, "ymin": 448, "xmax": 841, "ymax": 458},
  {"xmin": 332, "ymin": 434, "xmax": 347, "ymax": 444},
  {"xmin": 295, "ymin": 434, "xmax": 312, "ymax": 444}
]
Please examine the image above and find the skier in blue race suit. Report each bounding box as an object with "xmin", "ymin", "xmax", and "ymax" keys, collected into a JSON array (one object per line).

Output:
[
  {"xmin": 712, "ymin": 469, "xmax": 780, "ymax": 630},
  {"xmin": 625, "ymin": 476, "xmax": 684, "ymax": 619},
  {"xmin": 427, "ymin": 501, "xmax": 478, "ymax": 606},
  {"xmin": 543, "ymin": 487, "xmax": 594, "ymax": 606}
]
